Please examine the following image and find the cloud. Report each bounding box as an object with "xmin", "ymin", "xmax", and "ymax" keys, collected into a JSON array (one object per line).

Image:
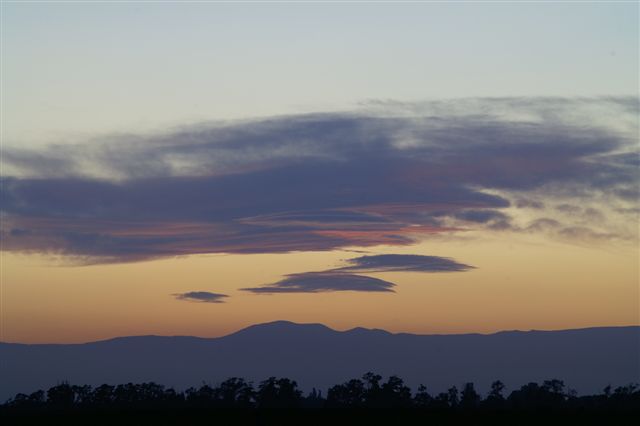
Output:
[
  {"xmin": 555, "ymin": 204, "xmax": 605, "ymax": 222},
  {"xmin": 241, "ymin": 272, "xmax": 396, "ymax": 294},
  {"xmin": 526, "ymin": 218, "xmax": 563, "ymax": 232},
  {"xmin": 514, "ymin": 198, "xmax": 545, "ymax": 209},
  {"xmin": 1, "ymin": 97, "xmax": 637, "ymax": 263},
  {"xmin": 240, "ymin": 253, "xmax": 472, "ymax": 295},
  {"xmin": 173, "ymin": 291, "xmax": 229, "ymax": 303},
  {"xmin": 335, "ymin": 254, "xmax": 474, "ymax": 273},
  {"xmin": 452, "ymin": 210, "xmax": 509, "ymax": 224}
]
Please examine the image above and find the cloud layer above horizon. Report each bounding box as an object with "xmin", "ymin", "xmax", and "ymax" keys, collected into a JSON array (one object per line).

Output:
[
  {"xmin": 241, "ymin": 254, "xmax": 474, "ymax": 294},
  {"xmin": 241, "ymin": 272, "xmax": 396, "ymax": 294},
  {"xmin": 173, "ymin": 291, "xmax": 229, "ymax": 303},
  {"xmin": 336, "ymin": 254, "xmax": 474, "ymax": 273},
  {"xmin": 1, "ymin": 97, "xmax": 637, "ymax": 263}
]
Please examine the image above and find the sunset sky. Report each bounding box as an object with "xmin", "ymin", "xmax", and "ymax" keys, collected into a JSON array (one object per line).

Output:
[{"xmin": 1, "ymin": 2, "xmax": 638, "ymax": 344}]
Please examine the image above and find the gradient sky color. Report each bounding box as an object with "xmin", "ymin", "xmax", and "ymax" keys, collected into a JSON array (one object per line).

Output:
[
  {"xmin": 3, "ymin": 2, "xmax": 638, "ymax": 144},
  {"xmin": 1, "ymin": 2, "xmax": 638, "ymax": 343}
]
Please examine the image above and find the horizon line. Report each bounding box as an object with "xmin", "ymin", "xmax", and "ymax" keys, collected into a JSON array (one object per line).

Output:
[{"xmin": 2, "ymin": 320, "xmax": 639, "ymax": 346}]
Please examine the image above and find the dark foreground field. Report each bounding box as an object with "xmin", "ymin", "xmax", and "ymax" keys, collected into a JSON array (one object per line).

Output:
[{"xmin": 3, "ymin": 407, "xmax": 639, "ymax": 426}]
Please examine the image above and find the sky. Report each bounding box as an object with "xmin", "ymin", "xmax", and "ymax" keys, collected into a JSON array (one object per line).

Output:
[{"xmin": 1, "ymin": 1, "xmax": 638, "ymax": 343}]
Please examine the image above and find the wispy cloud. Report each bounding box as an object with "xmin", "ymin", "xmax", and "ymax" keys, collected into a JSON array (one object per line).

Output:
[
  {"xmin": 241, "ymin": 272, "xmax": 396, "ymax": 294},
  {"xmin": 1, "ymin": 97, "xmax": 636, "ymax": 263},
  {"xmin": 335, "ymin": 254, "xmax": 474, "ymax": 273},
  {"xmin": 173, "ymin": 291, "xmax": 229, "ymax": 303}
]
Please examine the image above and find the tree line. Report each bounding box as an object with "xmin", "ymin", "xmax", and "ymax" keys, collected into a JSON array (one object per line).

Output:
[{"xmin": 3, "ymin": 373, "xmax": 639, "ymax": 412}]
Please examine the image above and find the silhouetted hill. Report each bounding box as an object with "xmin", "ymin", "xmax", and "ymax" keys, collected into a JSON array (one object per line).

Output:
[
  {"xmin": 226, "ymin": 320, "xmax": 335, "ymax": 341},
  {"xmin": 1, "ymin": 323, "xmax": 638, "ymax": 402}
]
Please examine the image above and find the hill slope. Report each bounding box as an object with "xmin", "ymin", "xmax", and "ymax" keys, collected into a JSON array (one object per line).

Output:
[{"xmin": 1, "ymin": 321, "xmax": 638, "ymax": 401}]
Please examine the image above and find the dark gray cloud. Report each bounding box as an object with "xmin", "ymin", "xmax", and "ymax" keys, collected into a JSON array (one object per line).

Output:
[
  {"xmin": 514, "ymin": 198, "xmax": 545, "ymax": 209},
  {"xmin": 1, "ymin": 97, "xmax": 637, "ymax": 263},
  {"xmin": 452, "ymin": 210, "xmax": 509, "ymax": 224},
  {"xmin": 173, "ymin": 291, "xmax": 229, "ymax": 303},
  {"xmin": 523, "ymin": 217, "xmax": 625, "ymax": 242},
  {"xmin": 240, "ymin": 253, "xmax": 472, "ymax": 295},
  {"xmin": 449, "ymin": 209, "xmax": 512, "ymax": 230},
  {"xmin": 335, "ymin": 254, "xmax": 474, "ymax": 273},
  {"xmin": 241, "ymin": 272, "xmax": 396, "ymax": 294}
]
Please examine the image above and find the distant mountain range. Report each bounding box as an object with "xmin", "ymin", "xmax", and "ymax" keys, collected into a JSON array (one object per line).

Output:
[{"xmin": 1, "ymin": 321, "xmax": 638, "ymax": 401}]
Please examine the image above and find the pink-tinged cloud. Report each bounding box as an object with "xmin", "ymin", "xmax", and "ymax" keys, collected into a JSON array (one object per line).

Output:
[{"xmin": 1, "ymin": 98, "xmax": 637, "ymax": 263}]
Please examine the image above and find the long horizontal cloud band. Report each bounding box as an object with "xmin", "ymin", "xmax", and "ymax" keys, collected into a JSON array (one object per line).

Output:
[
  {"xmin": 240, "ymin": 254, "xmax": 475, "ymax": 294},
  {"xmin": 173, "ymin": 291, "xmax": 229, "ymax": 303},
  {"xmin": 1, "ymin": 98, "xmax": 637, "ymax": 262},
  {"xmin": 336, "ymin": 254, "xmax": 474, "ymax": 273},
  {"xmin": 241, "ymin": 272, "xmax": 396, "ymax": 294}
]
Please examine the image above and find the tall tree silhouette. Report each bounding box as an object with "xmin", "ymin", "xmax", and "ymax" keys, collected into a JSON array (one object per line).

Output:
[
  {"xmin": 413, "ymin": 384, "xmax": 433, "ymax": 408},
  {"xmin": 361, "ymin": 372, "xmax": 383, "ymax": 407},
  {"xmin": 326, "ymin": 379, "xmax": 365, "ymax": 407},
  {"xmin": 185, "ymin": 384, "xmax": 216, "ymax": 406},
  {"xmin": 460, "ymin": 382, "xmax": 481, "ymax": 409},
  {"xmin": 484, "ymin": 380, "xmax": 506, "ymax": 409},
  {"xmin": 380, "ymin": 376, "xmax": 412, "ymax": 408},
  {"xmin": 256, "ymin": 377, "xmax": 302, "ymax": 408},
  {"xmin": 217, "ymin": 378, "xmax": 255, "ymax": 408},
  {"xmin": 91, "ymin": 384, "xmax": 114, "ymax": 406},
  {"xmin": 447, "ymin": 386, "xmax": 459, "ymax": 408},
  {"xmin": 46, "ymin": 383, "xmax": 75, "ymax": 408}
]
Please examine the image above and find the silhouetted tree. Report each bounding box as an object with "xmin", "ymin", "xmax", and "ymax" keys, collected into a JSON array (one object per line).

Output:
[
  {"xmin": 543, "ymin": 379, "xmax": 567, "ymax": 406},
  {"xmin": 379, "ymin": 376, "xmax": 412, "ymax": 408},
  {"xmin": 609, "ymin": 383, "xmax": 640, "ymax": 409},
  {"xmin": 71, "ymin": 385, "xmax": 92, "ymax": 406},
  {"xmin": 362, "ymin": 372, "xmax": 383, "ymax": 407},
  {"xmin": 447, "ymin": 386, "xmax": 459, "ymax": 408},
  {"xmin": 432, "ymin": 391, "xmax": 451, "ymax": 409},
  {"xmin": 303, "ymin": 388, "xmax": 325, "ymax": 408},
  {"xmin": 508, "ymin": 381, "xmax": 567, "ymax": 409},
  {"xmin": 326, "ymin": 379, "xmax": 365, "ymax": 407},
  {"xmin": 508, "ymin": 382, "xmax": 540, "ymax": 409},
  {"xmin": 216, "ymin": 377, "xmax": 255, "ymax": 408},
  {"xmin": 483, "ymin": 380, "xmax": 506, "ymax": 409},
  {"xmin": 256, "ymin": 377, "xmax": 302, "ymax": 408},
  {"xmin": 7, "ymin": 394, "xmax": 29, "ymax": 407},
  {"xmin": 3, "ymin": 374, "xmax": 640, "ymax": 420},
  {"xmin": 413, "ymin": 384, "xmax": 433, "ymax": 408},
  {"xmin": 185, "ymin": 384, "xmax": 216, "ymax": 405},
  {"xmin": 137, "ymin": 382, "xmax": 166, "ymax": 404},
  {"xmin": 91, "ymin": 384, "xmax": 114, "ymax": 406},
  {"xmin": 460, "ymin": 382, "xmax": 480, "ymax": 409},
  {"xmin": 113, "ymin": 383, "xmax": 138, "ymax": 406},
  {"xmin": 7, "ymin": 390, "xmax": 45, "ymax": 409},
  {"xmin": 46, "ymin": 383, "xmax": 75, "ymax": 408},
  {"xmin": 29, "ymin": 390, "xmax": 46, "ymax": 405},
  {"xmin": 489, "ymin": 380, "xmax": 505, "ymax": 399}
]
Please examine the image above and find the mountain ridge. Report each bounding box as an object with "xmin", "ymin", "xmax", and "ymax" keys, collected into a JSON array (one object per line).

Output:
[
  {"xmin": 2, "ymin": 321, "xmax": 638, "ymax": 346},
  {"xmin": 1, "ymin": 322, "xmax": 638, "ymax": 401}
]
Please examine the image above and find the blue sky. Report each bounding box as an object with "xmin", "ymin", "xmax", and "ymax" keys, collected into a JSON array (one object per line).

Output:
[{"xmin": 2, "ymin": 2, "xmax": 638, "ymax": 145}]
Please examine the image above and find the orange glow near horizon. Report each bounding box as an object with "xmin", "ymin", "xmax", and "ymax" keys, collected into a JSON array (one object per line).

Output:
[{"xmin": 1, "ymin": 232, "xmax": 637, "ymax": 344}]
